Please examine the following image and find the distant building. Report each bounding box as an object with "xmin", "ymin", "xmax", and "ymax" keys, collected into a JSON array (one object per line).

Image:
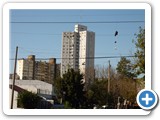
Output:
[
  {"xmin": 9, "ymin": 73, "xmax": 20, "ymax": 80},
  {"xmin": 55, "ymin": 63, "xmax": 61, "ymax": 78},
  {"xmin": 61, "ymin": 24, "xmax": 95, "ymax": 88},
  {"xmin": 17, "ymin": 55, "xmax": 35, "ymax": 80},
  {"xmin": 61, "ymin": 31, "xmax": 79, "ymax": 74},
  {"xmin": 34, "ymin": 58, "xmax": 57, "ymax": 84},
  {"xmin": 17, "ymin": 55, "xmax": 60, "ymax": 84}
]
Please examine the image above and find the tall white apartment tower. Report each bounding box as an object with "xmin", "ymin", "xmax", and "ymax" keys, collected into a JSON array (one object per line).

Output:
[{"xmin": 61, "ymin": 24, "xmax": 95, "ymax": 88}]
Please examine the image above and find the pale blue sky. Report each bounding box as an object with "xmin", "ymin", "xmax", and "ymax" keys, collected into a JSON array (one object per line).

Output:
[{"xmin": 10, "ymin": 9, "xmax": 145, "ymax": 73}]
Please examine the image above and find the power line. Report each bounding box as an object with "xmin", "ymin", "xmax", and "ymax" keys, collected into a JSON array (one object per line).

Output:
[
  {"xmin": 9, "ymin": 55, "xmax": 140, "ymax": 60},
  {"xmin": 11, "ymin": 20, "xmax": 144, "ymax": 24},
  {"xmin": 11, "ymin": 14, "xmax": 144, "ymax": 17},
  {"xmin": 12, "ymin": 32, "xmax": 61, "ymax": 36},
  {"xmin": 12, "ymin": 46, "xmax": 131, "ymax": 56},
  {"xmin": 11, "ymin": 32, "xmax": 132, "ymax": 36}
]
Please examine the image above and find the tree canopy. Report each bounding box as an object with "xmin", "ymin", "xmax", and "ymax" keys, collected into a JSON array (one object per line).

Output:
[
  {"xmin": 18, "ymin": 91, "xmax": 42, "ymax": 109},
  {"xmin": 133, "ymin": 27, "xmax": 145, "ymax": 80},
  {"xmin": 116, "ymin": 57, "xmax": 135, "ymax": 78},
  {"xmin": 54, "ymin": 69, "xmax": 85, "ymax": 108}
]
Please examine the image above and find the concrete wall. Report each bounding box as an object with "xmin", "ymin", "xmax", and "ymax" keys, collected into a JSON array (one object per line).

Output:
[
  {"xmin": 9, "ymin": 89, "xmax": 18, "ymax": 109},
  {"xmin": 9, "ymin": 79, "xmax": 56, "ymax": 109}
]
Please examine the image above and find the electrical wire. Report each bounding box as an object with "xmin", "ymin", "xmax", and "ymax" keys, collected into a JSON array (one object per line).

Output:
[
  {"xmin": 11, "ymin": 13, "xmax": 144, "ymax": 17},
  {"xmin": 11, "ymin": 20, "xmax": 144, "ymax": 24},
  {"xmin": 9, "ymin": 55, "xmax": 141, "ymax": 60},
  {"xmin": 11, "ymin": 32, "xmax": 132, "ymax": 37}
]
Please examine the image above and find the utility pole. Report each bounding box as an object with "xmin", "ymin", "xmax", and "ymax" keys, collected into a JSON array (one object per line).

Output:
[
  {"xmin": 11, "ymin": 46, "xmax": 18, "ymax": 109},
  {"xmin": 108, "ymin": 60, "xmax": 111, "ymax": 94}
]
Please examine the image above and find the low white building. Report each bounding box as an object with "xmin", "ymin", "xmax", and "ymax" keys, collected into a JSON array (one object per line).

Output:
[{"xmin": 9, "ymin": 79, "xmax": 56, "ymax": 109}]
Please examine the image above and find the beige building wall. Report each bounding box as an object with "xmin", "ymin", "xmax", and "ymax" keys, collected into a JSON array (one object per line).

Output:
[
  {"xmin": 17, "ymin": 56, "xmax": 58, "ymax": 84},
  {"xmin": 17, "ymin": 59, "xmax": 34, "ymax": 80},
  {"xmin": 79, "ymin": 31, "xmax": 95, "ymax": 86}
]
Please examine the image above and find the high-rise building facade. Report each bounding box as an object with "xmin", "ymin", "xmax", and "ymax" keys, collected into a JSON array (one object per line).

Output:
[
  {"xmin": 34, "ymin": 58, "xmax": 57, "ymax": 84},
  {"xmin": 17, "ymin": 55, "xmax": 59, "ymax": 84},
  {"xmin": 61, "ymin": 32, "xmax": 79, "ymax": 74},
  {"xmin": 17, "ymin": 55, "xmax": 35, "ymax": 80},
  {"xmin": 61, "ymin": 24, "xmax": 95, "ymax": 87}
]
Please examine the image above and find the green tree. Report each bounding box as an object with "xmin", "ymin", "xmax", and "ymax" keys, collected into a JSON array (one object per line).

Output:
[
  {"xmin": 133, "ymin": 27, "xmax": 145, "ymax": 79},
  {"xmin": 55, "ymin": 69, "xmax": 85, "ymax": 108},
  {"xmin": 86, "ymin": 79, "xmax": 117, "ymax": 109},
  {"xmin": 116, "ymin": 57, "xmax": 135, "ymax": 78},
  {"xmin": 86, "ymin": 79, "xmax": 108, "ymax": 108},
  {"xmin": 18, "ymin": 91, "xmax": 42, "ymax": 109}
]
